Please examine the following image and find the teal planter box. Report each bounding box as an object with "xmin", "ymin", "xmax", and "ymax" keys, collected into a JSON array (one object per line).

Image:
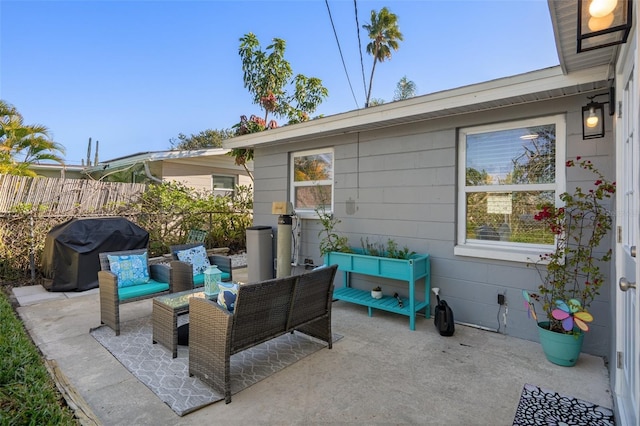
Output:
[
  {"xmin": 327, "ymin": 249, "xmax": 429, "ymax": 281},
  {"xmin": 325, "ymin": 250, "xmax": 430, "ymax": 330}
]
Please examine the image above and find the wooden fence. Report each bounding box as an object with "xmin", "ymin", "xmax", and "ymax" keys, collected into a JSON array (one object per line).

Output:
[
  {"xmin": 0, "ymin": 175, "xmax": 253, "ymax": 285},
  {"xmin": 0, "ymin": 175, "xmax": 146, "ymax": 215},
  {"xmin": 0, "ymin": 175, "xmax": 147, "ymax": 284}
]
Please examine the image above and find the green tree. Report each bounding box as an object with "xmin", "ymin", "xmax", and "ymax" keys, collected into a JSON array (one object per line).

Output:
[
  {"xmin": 363, "ymin": 7, "xmax": 403, "ymax": 108},
  {"xmin": 393, "ymin": 76, "xmax": 416, "ymax": 101},
  {"xmin": 237, "ymin": 33, "xmax": 328, "ymax": 125},
  {"xmin": 0, "ymin": 100, "xmax": 65, "ymax": 176},
  {"xmin": 232, "ymin": 33, "xmax": 329, "ymax": 178},
  {"xmin": 169, "ymin": 128, "xmax": 233, "ymax": 150}
]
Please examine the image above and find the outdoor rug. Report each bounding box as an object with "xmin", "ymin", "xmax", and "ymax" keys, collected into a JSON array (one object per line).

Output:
[
  {"xmin": 91, "ymin": 315, "xmax": 341, "ymax": 416},
  {"xmin": 513, "ymin": 383, "xmax": 615, "ymax": 425}
]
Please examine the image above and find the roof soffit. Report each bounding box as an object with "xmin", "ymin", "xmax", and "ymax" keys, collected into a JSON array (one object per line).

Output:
[
  {"xmin": 225, "ymin": 65, "xmax": 610, "ymax": 149},
  {"xmin": 548, "ymin": 0, "xmax": 622, "ymax": 75},
  {"xmin": 85, "ymin": 148, "xmax": 233, "ymax": 172}
]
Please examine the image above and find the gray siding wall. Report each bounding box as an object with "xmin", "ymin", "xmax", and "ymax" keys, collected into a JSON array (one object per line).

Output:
[{"xmin": 252, "ymin": 94, "xmax": 615, "ymax": 356}]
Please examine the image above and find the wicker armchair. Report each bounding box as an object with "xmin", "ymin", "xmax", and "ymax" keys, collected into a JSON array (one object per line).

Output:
[
  {"xmin": 188, "ymin": 264, "xmax": 338, "ymax": 403},
  {"xmin": 98, "ymin": 249, "xmax": 173, "ymax": 335},
  {"xmin": 169, "ymin": 243, "xmax": 233, "ymax": 293}
]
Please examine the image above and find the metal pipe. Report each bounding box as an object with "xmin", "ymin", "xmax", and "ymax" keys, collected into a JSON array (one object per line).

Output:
[{"xmin": 143, "ymin": 162, "xmax": 163, "ymax": 183}]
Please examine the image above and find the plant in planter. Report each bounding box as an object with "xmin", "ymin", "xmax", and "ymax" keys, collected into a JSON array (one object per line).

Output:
[
  {"xmin": 371, "ymin": 286, "xmax": 383, "ymax": 299},
  {"xmin": 316, "ymin": 207, "xmax": 352, "ymax": 255},
  {"xmin": 316, "ymin": 206, "xmax": 415, "ymax": 259},
  {"xmin": 522, "ymin": 157, "xmax": 615, "ymax": 366},
  {"xmin": 360, "ymin": 237, "xmax": 416, "ymax": 260}
]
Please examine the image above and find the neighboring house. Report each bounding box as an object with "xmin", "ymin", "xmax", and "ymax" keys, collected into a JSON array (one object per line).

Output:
[
  {"xmin": 226, "ymin": 2, "xmax": 638, "ymax": 423},
  {"xmin": 28, "ymin": 163, "xmax": 85, "ymax": 179},
  {"xmin": 84, "ymin": 148, "xmax": 253, "ymax": 195}
]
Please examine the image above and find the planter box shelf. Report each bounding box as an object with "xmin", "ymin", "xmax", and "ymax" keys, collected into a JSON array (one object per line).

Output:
[{"xmin": 325, "ymin": 250, "xmax": 430, "ymax": 330}]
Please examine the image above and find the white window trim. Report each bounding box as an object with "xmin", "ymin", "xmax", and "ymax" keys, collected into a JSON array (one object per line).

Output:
[
  {"xmin": 290, "ymin": 148, "xmax": 334, "ymax": 219},
  {"xmin": 454, "ymin": 114, "xmax": 566, "ymax": 263}
]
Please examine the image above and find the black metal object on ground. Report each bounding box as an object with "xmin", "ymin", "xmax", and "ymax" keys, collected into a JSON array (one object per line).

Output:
[{"xmin": 42, "ymin": 217, "xmax": 149, "ymax": 292}]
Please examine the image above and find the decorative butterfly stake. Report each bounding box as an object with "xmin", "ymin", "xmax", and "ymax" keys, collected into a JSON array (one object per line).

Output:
[
  {"xmin": 522, "ymin": 290, "xmax": 537, "ymax": 321},
  {"xmin": 552, "ymin": 299, "xmax": 593, "ymax": 331}
]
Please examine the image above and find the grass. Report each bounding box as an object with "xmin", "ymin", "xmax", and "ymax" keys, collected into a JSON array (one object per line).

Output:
[{"xmin": 0, "ymin": 289, "xmax": 78, "ymax": 425}]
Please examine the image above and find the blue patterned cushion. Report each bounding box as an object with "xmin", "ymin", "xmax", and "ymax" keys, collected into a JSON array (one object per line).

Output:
[
  {"xmin": 176, "ymin": 246, "xmax": 211, "ymax": 276},
  {"xmin": 217, "ymin": 282, "xmax": 239, "ymax": 313},
  {"xmin": 107, "ymin": 252, "xmax": 150, "ymax": 288}
]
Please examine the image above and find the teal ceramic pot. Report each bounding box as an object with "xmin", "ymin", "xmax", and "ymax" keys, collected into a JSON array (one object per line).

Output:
[{"xmin": 537, "ymin": 321, "xmax": 585, "ymax": 367}]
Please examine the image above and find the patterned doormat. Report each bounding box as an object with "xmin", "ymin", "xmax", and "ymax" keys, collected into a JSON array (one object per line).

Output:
[
  {"xmin": 91, "ymin": 315, "xmax": 340, "ymax": 416},
  {"xmin": 513, "ymin": 383, "xmax": 615, "ymax": 425}
]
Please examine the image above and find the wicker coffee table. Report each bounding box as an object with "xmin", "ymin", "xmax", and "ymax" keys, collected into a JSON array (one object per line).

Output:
[{"xmin": 152, "ymin": 288, "xmax": 217, "ymax": 358}]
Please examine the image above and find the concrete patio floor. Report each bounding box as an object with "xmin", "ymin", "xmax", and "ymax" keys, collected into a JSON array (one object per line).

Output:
[{"xmin": 11, "ymin": 267, "xmax": 613, "ymax": 425}]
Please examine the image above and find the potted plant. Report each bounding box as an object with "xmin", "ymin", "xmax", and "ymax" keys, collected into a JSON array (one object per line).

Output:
[
  {"xmin": 360, "ymin": 237, "xmax": 416, "ymax": 259},
  {"xmin": 523, "ymin": 157, "xmax": 615, "ymax": 366},
  {"xmin": 316, "ymin": 206, "xmax": 352, "ymax": 255},
  {"xmin": 371, "ymin": 286, "xmax": 383, "ymax": 299},
  {"xmin": 316, "ymin": 206, "xmax": 415, "ymax": 260}
]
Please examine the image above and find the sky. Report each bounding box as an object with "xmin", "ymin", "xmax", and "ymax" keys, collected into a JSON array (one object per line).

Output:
[{"xmin": 0, "ymin": 0, "xmax": 559, "ymax": 165}]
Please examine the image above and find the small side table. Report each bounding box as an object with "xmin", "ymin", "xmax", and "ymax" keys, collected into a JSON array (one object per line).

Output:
[{"xmin": 152, "ymin": 288, "xmax": 217, "ymax": 358}]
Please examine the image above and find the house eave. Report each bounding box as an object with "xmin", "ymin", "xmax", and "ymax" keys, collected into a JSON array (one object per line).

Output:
[
  {"xmin": 85, "ymin": 148, "xmax": 233, "ymax": 172},
  {"xmin": 547, "ymin": 0, "xmax": 621, "ymax": 76},
  {"xmin": 224, "ymin": 65, "xmax": 610, "ymax": 149},
  {"xmin": 29, "ymin": 163, "xmax": 85, "ymax": 172}
]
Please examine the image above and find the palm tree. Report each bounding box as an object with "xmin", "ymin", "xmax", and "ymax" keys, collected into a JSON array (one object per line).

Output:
[
  {"xmin": 0, "ymin": 100, "xmax": 65, "ymax": 176},
  {"xmin": 393, "ymin": 76, "xmax": 416, "ymax": 101},
  {"xmin": 368, "ymin": 98, "xmax": 385, "ymax": 106},
  {"xmin": 363, "ymin": 7, "xmax": 403, "ymax": 108}
]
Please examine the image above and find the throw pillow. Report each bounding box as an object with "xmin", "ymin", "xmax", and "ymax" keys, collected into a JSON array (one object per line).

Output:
[
  {"xmin": 176, "ymin": 245, "xmax": 211, "ymax": 276},
  {"xmin": 107, "ymin": 252, "xmax": 150, "ymax": 287},
  {"xmin": 217, "ymin": 282, "xmax": 239, "ymax": 313}
]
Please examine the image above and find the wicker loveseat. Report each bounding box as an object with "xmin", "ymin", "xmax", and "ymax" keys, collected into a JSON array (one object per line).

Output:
[
  {"xmin": 169, "ymin": 243, "xmax": 233, "ymax": 292},
  {"xmin": 188, "ymin": 264, "xmax": 338, "ymax": 403},
  {"xmin": 98, "ymin": 249, "xmax": 174, "ymax": 336}
]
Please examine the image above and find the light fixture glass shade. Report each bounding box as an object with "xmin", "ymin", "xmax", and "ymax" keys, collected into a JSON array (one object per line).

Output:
[
  {"xmin": 589, "ymin": 13, "xmax": 615, "ymax": 31},
  {"xmin": 582, "ymin": 102, "xmax": 605, "ymax": 139},
  {"xmin": 577, "ymin": 0, "xmax": 632, "ymax": 52},
  {"xmin": 586, "ymin": 108, "xmax": 600, "ymax": 128},
  {"xmin": 589, "ymin": 0, "xmax": 618, "ymax": 17}
]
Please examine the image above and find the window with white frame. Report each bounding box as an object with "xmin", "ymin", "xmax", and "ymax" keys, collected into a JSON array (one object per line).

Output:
[
  {"xmin": 212, "ymin": 174, "xmax": 236, "ymax": 196},
  {"xmin": 290, "ymin": 148, "xmax": 334, "ymax": 216},
  {"xmin": 454, "ymin": 115, "xmax": 566, "ymax": 263}
]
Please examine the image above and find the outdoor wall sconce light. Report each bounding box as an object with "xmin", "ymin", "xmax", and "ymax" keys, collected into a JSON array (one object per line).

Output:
[
  {"xmin": 583, "ymin": 99, "xmax": 605, "ymax": 139},
  {"xmin": 582, "ymin": 89, "xmax": 614, "ymax": 140},
  {"xmin": 577, "ymin": 0, "xmax": 632, "ymax": 53}
]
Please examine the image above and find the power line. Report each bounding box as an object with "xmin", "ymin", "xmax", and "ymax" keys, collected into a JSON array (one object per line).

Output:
[
  {"xmin": 354, "ymin": 0, "xmax": 367, "ymax": 106},
  {"xmin": 325, "ymin": 0, "xmax": 359, "ymax": 109}
]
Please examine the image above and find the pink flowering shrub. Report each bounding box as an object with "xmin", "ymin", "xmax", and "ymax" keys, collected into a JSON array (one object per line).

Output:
[{"xmin": 527, "ymin": 157, "xmax": 616, "ymax": 333}]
